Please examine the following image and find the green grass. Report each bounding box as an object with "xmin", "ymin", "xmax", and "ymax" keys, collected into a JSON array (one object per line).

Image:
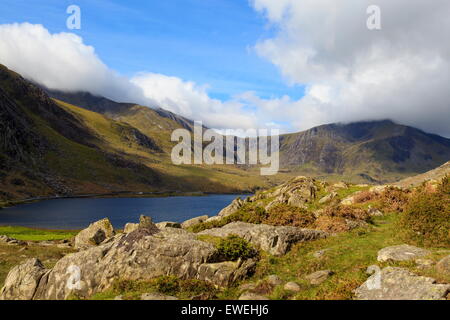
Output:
[
  {"xmin": 0, "ymin": 226, "xmax": 77, "ymax": 241},
  {"xmin": 225, "ymin": 213, "xmax": 449, "ymax": 300}
]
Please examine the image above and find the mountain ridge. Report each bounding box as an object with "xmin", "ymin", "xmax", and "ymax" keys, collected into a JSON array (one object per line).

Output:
[{"xmin": 1, "ymin": 64, "xmax": 450, "ymax": 201}]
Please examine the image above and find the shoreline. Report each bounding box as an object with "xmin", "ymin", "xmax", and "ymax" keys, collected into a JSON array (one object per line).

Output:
[{"xmin": 0, "ymin": 191, "xmax": 252, "ymax": 209}]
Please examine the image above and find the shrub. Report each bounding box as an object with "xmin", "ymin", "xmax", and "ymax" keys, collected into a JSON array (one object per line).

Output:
[
  {"xmin": 264, "ymin": 204, "xmax": 315, "ymax": 228},
  {"xmin": 379, "ymin": 187, "xmax": 410, "ymax": 212},
  {"xmin": 397, "ymin": 178, "xmax": 450, "ymax": 248},
  {"xmin": 323, "ymin": 205, "xmax": 370, "ymax": 221},
  {"xmin": 353, "ymin": 190, "xmax": 376, "ymax": 203},
  {"xmin": 154, "ymin": 275, "xmax": 180, "ymax": 295},
  {"xmin": 315, "ymin": 216, "xmax": 353, "ymax": 233},
  {"xmin": 191, "ymin": 205, "xmax": 268, "ymax": 233},
  {"xmin": 216, "ymin": 235, "xmax": 257, "ymax": 261}
]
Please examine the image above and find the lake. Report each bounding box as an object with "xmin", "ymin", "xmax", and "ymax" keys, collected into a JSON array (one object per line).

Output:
[{"xmin": 0, "ymin": 194, "xmax": 248, "ymax": 230}]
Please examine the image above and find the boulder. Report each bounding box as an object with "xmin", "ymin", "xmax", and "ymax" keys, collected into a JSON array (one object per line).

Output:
[
  {"xmin": 141, "ymin": 293, "xmax": 179, "ymax": 300},
  {"xmin": 238, "ymin": 292, "xmax": 269, "ymax": 300},
  {"xmin": 284, "ymin": 282, "xmax": 301, "ymax": 292},
  {"xmin": 266, "ymin": 275, "xmax": 282, "ymax": 286},
  {"xmin": 74, "ymin": 218, "xmax": 115, "ymax": 250},
  {"xmin": 218, "ymin": 198, "xmax": 244, "ymax": 217},
  {"xmin": 354, "ymin": 267, "xmax": 450, "ymax": 300},
  {"xmin": 0, "ymin": 235, "xmax": 27, "ymax": 246},
  {"xmin": 305, "ymin": 270, "xmax": 334, "ymax": 285},
  {"xmin": 181, "ymin": 215, "xmax": 209, "ymax": 229},
  {"xmin": 2, "ymin": 228, "xmax": 256, "ymax": 300},
  {"xmin": 197, "ymin": 259, "xmax": 257, "ymax": 287},
  {"xmin": 319, "ymin": 192, "xmax": 337, "ymax": 204},
  {"xmin": 377, "ymin": 245, "xmax": 431, "ymax": 262},
  {"xmin": 340, "ymin": 192, "xmax": 361, "ymax": 206},
  {"xmin": 0, "ymin": 258, "xmax": 47, "ymax": 300},
  {"xmin": 139, "ymin": 215, "xmax": 154, "ymax": 229},
  {"xmin": 436, "ymin": 255, "xmax": 450, "ymax": 276},
  {"xmin": 198, "ymin": 222, "xmax": 328, "ymax": 256},
  {"xmin": 287, "ymin": 193, "xmax": 308, "ymax": 209},
  {"xmin": 123, "ymin": 223, "xmax": 139, "ymax": 234},
  {"xmin": 156, "ymin": 221, "xmax": 181, "ymax": 229},
  {"xmin": 332, "ymin": 182, "xmax": 348, "ymax": 189}
]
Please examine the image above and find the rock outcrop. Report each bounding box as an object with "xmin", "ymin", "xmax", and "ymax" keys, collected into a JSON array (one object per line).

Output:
[
  {"xmin": 0, "ymin": 235, "xmax": 27, "ymax": 246},
  {"xmin": 198, "ymin": 222, "xmax": 328, "ymax": 256},
  {"xmin": 181, "ymin": 215, "xmax": 209, "ymax": 229},
  {"xmin": 156, "ymin": 221, "xmax": 181, "ymax": 229},
  {"xmin": 74, "ymin": 218, "xmax": 115, "ymax": 250},
  {"xmin": 355, "ymin": 267, "xmax": 450, "ymax": 300},
  {"xmin": 1, "ymin": 222, "xmax": 256, "ymax": 300},
  {"xmin": 305, "ymin": 270, "xmax": 334, "ymax": 285},
  {"xmin": 0, "ymin": 258, "xmax": 47, "ymax": 300},
  {"xmin": 218, "ymin": 198, "xmax": 244, "ymax": 217},
  {"xmin": 377, "ymin": 245, "xmax": 431, "ymax": 262},
  {"xmin": 123, "ymin": 223, "xmax": 139, "ymax": 234}
]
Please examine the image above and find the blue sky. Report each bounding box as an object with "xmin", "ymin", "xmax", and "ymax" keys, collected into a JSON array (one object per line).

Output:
[
  {"xmin": 2, "ymin": 1, "xmax": 449, "ymax": 137},
  {"xmin": 0, "ymin": 0, "xmax": 305, "ymax": 102}
]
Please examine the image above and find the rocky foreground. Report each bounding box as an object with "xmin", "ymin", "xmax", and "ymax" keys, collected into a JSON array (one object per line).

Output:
[{"xmin": 0, "ymin": 175, "xmax": 449, "ymax": 300}]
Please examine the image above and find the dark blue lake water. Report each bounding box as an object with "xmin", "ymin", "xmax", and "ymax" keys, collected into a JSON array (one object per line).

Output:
[{"xmin": 0, "ymin": 195, "xmax": 247, "ymax": 230}]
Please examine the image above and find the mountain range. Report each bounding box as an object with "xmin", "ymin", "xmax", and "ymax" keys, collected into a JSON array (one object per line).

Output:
[{"xmin": 1, "ymin": 64, "xmax": 449, "ymax": 201}]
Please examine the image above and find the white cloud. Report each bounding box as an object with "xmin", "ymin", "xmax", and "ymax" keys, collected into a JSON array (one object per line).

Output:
[
  {"xmin": 0, "ymin": 23, "xmax": 258, "ymax": 131},
  {"xmin": 0, "ymin": 23, "xmax": 145, "ymax": 104},
  {"xmin": 250, "ymin": 0, "xmax": 450, "ymax": 136},
  {"xmin": 1, "ymin": 9, "xmax": 449, "ymax": 138},
  {"xmin": 131, "ymin": 73, "xmax": 257, "ymax": 130}
]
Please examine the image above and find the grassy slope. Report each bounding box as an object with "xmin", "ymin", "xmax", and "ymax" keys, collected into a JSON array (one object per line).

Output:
[
  {"xmin": 0, "ymin": 227, "xmax": 76, "ymax": 288},
  {"xmin": 50, "ymin": 100, "xmax": 281, "ymax": 194},
  {"xmin": 239, "ymin": 214, "xmax": 449, "ymax": 300}
]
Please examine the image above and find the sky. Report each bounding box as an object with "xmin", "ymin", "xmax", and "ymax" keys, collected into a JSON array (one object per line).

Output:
[{"xmin": 0, "ymin": 0, "xmax": 449, "ymax": 137}]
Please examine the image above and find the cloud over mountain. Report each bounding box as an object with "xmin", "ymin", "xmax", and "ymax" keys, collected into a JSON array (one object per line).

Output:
[
  {"xmin": 1, "ymin": 0, "xmax": 449, "ymax": 139},
  {"xmin": 250, "ymin": 0, "xmax": 450, "ymax": 136}
]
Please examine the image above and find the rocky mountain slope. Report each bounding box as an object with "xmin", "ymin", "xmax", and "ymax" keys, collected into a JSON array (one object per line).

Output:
[
  {"xmin": 0, "ymin": 65, "xmax": 269, "ymax": 201},
  {"xmin": 279, "ymin": 120, "xmax": 450, "ymax": 183},
  {"xmin": 395, "ymin": 161, "xmax": 450, "ymax": 188},
  {"xmin": 1, "ymin": 64, "xmax": 450, "ymax": 201},
  {"xmin": 45, "ymin": 90, "xmax": 450, "ymax": 185}
]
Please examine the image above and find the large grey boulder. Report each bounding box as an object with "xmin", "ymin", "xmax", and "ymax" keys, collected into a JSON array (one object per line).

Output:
[
  {"xmin": 355, "ymin": 267, "xmax": 450, "ymax": 300},
  {"xmin": 74, "ymin": 218, "xmax": 115, "ymax": 250},
  {"xmin": 198, "ymin": 222, "xmax": 328, "ymax": 256},
  {"xmin": 2, "ymin": 227, "xmax": 255, "ymax": 300},
  {"xmin": 377, "ymin": 245, "xmax": 431, "ymax": 262},
  {"xmin": 197, "ymin": 259, "xmax": 257, "ymax": 287},
  {"xmin": 0, "ymin": 258, "xmax": 47, "ymax": 300},
  {"xmin": 181, "ymin": 215, "xmax": 209, "ymax": 229}
]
